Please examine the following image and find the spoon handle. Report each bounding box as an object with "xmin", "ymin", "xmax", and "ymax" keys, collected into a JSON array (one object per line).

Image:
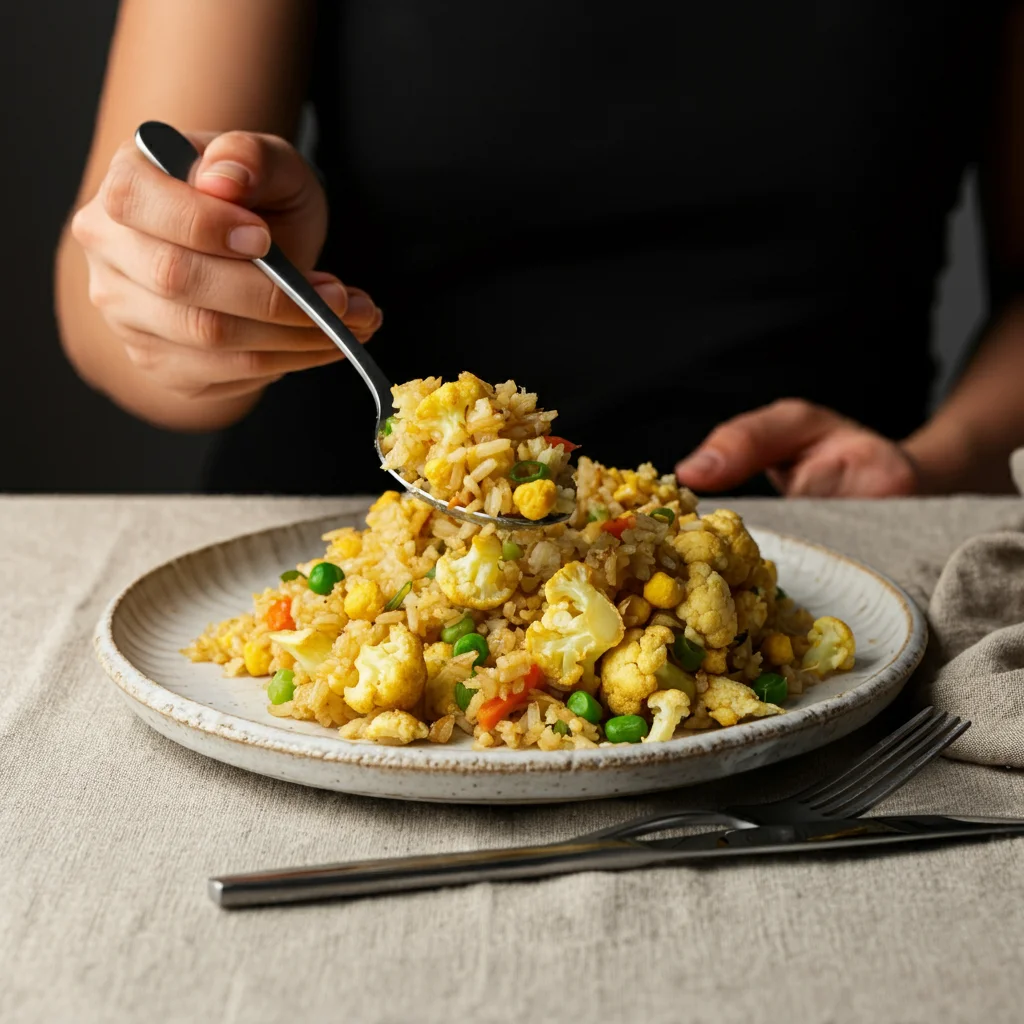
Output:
[{"xmin": 134, "ymin": 121, "xmax": 393, "ymax": 417}]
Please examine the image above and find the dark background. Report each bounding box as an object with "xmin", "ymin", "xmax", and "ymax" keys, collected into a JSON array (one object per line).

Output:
[{"xmin": 0, "ymin": 2, "xmax": 988, "ymax": 495}]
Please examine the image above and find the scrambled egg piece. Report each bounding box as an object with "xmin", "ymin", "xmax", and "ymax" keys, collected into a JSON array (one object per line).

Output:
[
  {"xmin": 242, "ymin": 638, "xmax": 272, "ymax": 677},
  {"xmin": 343, "ymin": 579, "xmax": 386, "ymax": 621},
  {"xmin": 422, "ymin": 641, "xmax": 465, "ymax": 719},
  {"xmin": 345, "ymin": 622, "xmax": 427, "ymax": 714},
  {"xmin": 526, "ymin": 561, "xmax": 624, "ymax": 691},
  {"xmin": 643, "ymin": 572, "xmax": 686, "ymax": 610},
  {"xmin": 676, "ymin": 561, "xmax": 737, "ymax": 649},
  {"xmin": 513, "ymin": 478, "xmax": 558, "ymax": 521},
  {"xmin": 701, "ymin": 509, "xmax": 761, "ymax": 587},
  {"xmin": 340, "ymin": 710, "xmax": 429, "ymax": 746},
  {"xmin": 644, "ymin": 689, "xmax": 692, "ymax": 743},
  {"xmin": 600, "ymin": 625, "xmax": 679, "ymax": 715},
  {"xmin": 435, "ymin": 534, "xmax": 522, "ymax": 611},
  {"xmin": 801, "ymin": 616, "xmax": 856, "ymax": 676},
  {"xmin": 696, "ymin": 674, "xmax": 784, "ymax": 727},
  {"xmin": 413, "ymin": 372, "xmax": 489, "ymax": 445}
]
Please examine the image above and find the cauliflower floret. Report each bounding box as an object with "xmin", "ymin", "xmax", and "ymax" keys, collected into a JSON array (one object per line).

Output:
[
  {"xmin": 701, "ymin": 509, "xmax": 761, "ymax": 587},
  {"xmin": 760, "ymin": 631, "xmax": 795, "ymax": 666},
  {"xmin": 513, "ymin": 478, "xmax": 558, "ymax": 521},
  {"xmin": 801, "ymin": 616, "xmax": 856, "ymax": 676},
  {"xmin": 423, "ymin": 641, "xmax": 462, "ymax": 719},
  {"xmin": 600, "ymin": 625, "xmax": 696, "ymax": 715},
  {"xmin": 344, "ymin": 622, "xmax": 427, "ymax": 714},
  {"xmin": 676, "ymin": 562, "xmax": 737, "ymax": 649},
  {"xmin": 697, "ymin": 674, "xmax": 784, "ymax": 727},
  {"xmin": 644, "ymin": 689, "xmax": 692, "ymax": 743},
  {"xmin": 734, "ymin": 589, "xmax": 768, "ymax": 637},
  {"xmin": 642, "ymin": 571, "xmax": 686, "ymax": 610},
  {"xmin": 413, "ymin": 373, "xmax": 489, "ymax": 445},
  {"xmin": 600, "ymin": 625, "xmax": 676, "ymax": 715},
  {"xmin": 343, "ymin": 579, "xmax": 386, "ymax": 621},
  {"xmin": 435, "ymin": 534, "xmax": 522, "ymax": 610},
  {"xmin": 526, "ymin": 561, "xmax": 625, "ymax": 690},
  {"xmin": 670, "ymin": 526, "xmax": 729, "ymax": 573},
  {"xmin": 340, "ymin": 709, "xmax": 430, "ymax": 746},
  {"xmin": 267, "ymin": 628, "xmax": 335, "ymax": 674}
]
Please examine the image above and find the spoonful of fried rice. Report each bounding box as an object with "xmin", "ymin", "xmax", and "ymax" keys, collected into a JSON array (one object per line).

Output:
[{"xmin": 135, "ymin": 121, "xmax": 575, "ymax": 528}]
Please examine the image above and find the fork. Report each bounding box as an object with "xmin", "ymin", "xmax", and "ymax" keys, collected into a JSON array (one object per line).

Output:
[
  {"xmin": 575, "ymin": 705, "xmax": 969, "ymax": 842},
  {"xmin": 210, "ymin": 707, "xmax": 967, "ymax": 907}
]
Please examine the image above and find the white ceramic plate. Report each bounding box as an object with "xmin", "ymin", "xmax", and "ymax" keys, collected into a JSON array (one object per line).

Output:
[{"xmin": 95, "ymin": 513, "xmax": 927, "ymax": 804}]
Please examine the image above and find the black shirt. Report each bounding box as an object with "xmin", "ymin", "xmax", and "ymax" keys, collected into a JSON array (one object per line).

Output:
[{"xmin": 202, "ymin": 1, "xmax": 1006, "ymax": 496}]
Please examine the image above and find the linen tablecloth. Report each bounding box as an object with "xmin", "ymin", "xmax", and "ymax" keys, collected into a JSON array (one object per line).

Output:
[{"xmin": 3, "ymin": 495, "xmax": 1024, "ymax": 1024}]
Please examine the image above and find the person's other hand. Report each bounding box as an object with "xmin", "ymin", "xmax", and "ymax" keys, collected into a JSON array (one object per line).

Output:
[
  {"xmin": 675, "ymin": 399, "xmax": 920, "ymax": 497},
  {"xmin": 71, "ymin": 130, "xmax": 382, "ymax": 402}
]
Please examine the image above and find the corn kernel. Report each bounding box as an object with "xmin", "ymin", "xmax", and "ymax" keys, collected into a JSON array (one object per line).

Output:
[
  {"xmin": 243, "ymin": 639, "xmax": 272, "ymax": 677},
  {"xmin": 761, "ymin": 632, "xmax": 795, "ymax": 666},
  {"xmin": 643, "ymin": 571, "xmax": 686, "ymax": 609}
]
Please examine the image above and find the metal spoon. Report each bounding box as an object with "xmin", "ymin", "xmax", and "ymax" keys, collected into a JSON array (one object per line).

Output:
[{"xmin": 134, "ymin": 121, "xmax": 572, "ymax": 528}]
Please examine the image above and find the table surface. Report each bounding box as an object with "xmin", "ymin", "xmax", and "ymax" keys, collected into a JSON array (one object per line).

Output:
[{"xmin": 3, "ymin": 495, "xmax": 1024, "ymax": 1024}]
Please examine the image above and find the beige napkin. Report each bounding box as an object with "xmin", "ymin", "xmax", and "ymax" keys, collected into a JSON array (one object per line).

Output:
[{"xmin": 922, "ymin": 448, "xmax": 1024, "ymax": 767}]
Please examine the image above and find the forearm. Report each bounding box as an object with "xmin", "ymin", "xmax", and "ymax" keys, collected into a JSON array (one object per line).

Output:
[
  {"xmin": 55, "ymin": 224, "xmax": 262, "ymax": 431},
  {"xmin": 902, "ymin": 299, "xmax": 1024, "ymax": 493}
]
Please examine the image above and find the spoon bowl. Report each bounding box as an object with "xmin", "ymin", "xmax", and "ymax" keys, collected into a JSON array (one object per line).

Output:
[{"xmin": 136, "ymin": 121, "xmax": 574, "ymax": 530}]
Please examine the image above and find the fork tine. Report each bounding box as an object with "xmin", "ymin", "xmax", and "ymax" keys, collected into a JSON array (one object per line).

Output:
[
  {"xmin": 823, "ymin": 717, "xmax": 970, "ymax": 818},
  {"xmin": 808, "ymin": 711, "xmax": 958, "ymax": 812},
  {"xmin": 796, "ymin": 707, "xmax": 943, "ymax": 807},
  {"xmin": 791, "ymin": 706, "xmax": 941, "ymax": 802}
]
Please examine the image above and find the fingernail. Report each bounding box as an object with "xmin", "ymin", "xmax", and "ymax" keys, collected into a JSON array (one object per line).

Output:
[
  {"xmin": 315, "ymin": 281, "xmax": 347, "ymax": 309},
  {"xmin": 676, "ymin": 449, "xmax": 723, "ymax": 478},
  {"xmin": 201, "ymin": 161, "xmax": 250, "ymax": 186},
  {"xmin": 346, "ymin": 292, "xmax": 375, "ymax": 320},
  {"xmin": 227, "ymin": 225, "xmax": 271, "ymax": 257}
]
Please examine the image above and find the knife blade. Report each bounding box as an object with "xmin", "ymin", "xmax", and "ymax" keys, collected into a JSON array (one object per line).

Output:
[{"xmin": 209, "ymin": 814, "xmax": 1024, "ymax": 908}]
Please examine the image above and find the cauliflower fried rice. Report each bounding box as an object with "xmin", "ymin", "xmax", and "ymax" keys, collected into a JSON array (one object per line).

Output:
[{"xmin": 184, "ymin": 427, "xmax": 856, "ymax": 751}]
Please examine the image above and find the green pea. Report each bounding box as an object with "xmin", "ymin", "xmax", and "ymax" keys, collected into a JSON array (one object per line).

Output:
[
  {"xmin": 566, "ymin": 690, "xmax": 603, "ymax": 724},
  {"xmin": 587, "ymin": 504, "xmax": 610, "ymax": 523},
  {"xmin": 307, "ymin": 561, "xmax": 344, "ymax": 595},
  {"xmin": 425, "ymin": 565, "xmax": 437, "ymax": 579},
  {"xmin": 502, "ymin": 540, "xmax": 524, "ymax": 561},
  {"xmin": 604, "ymin": 715, "xmax": 649, "ymax": 744},
  {"xmin": 267, "ymin": 669, "xmax": 295, "ymax": 705},
  {"xmin": 454, "ymin": 681, "xmax": 478, "ymax": 712},
  {"xmin": 776, "ymin": 586, "xmax": 788, "ymax": 600},
  {"xmin": 441, "ymin": 615, "xmax": 476, "ymax": 645},
  {"xmin": 382, "ymin": 415, "xmax": 397, "ymax": 435},
  {"xmin": 384, "ymin": 580, "xmax": 413, "ymax": 611},
  {"xmin": 552, "ymin": 720, "xmax": 569, "ymax": 736},
  {"xmin": 453, "ymin": 632, "xmax": 490, "ymax": 668},
  {"xmin": 753, "ymin": 672, "xmax": 788, "ymax": 705},
  {"xmin": 650, "ymin": 507, "xmax": 675, "ymax": 525},
  {"xmin": 673, "ymin": 634, "xmax": 706, "ymax": 672},
  {"xmin": 279, "ymin": 569, "xmax": 306, "ymax": 583}
]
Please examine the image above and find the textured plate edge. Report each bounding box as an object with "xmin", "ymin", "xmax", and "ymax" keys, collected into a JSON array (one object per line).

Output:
[{"xmin": 92, "ymin": 512, "xmax": 930, "ymax": 777}]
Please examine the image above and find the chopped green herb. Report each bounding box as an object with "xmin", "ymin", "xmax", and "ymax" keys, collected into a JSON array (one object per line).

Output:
[
  {"xmin": 384, "ymin": 580, "xmax": 413, "ymax": 611},
  {"xmin": 509, "ymin": 460, "xmax": 550, "ymax": 485},
  {"xmin": 279, "ymin": 569, "xmax": 306, "ymax": 583},
  {"xmin": 455, "ymin": 681, "xmax": 478, "ymax": 712}
]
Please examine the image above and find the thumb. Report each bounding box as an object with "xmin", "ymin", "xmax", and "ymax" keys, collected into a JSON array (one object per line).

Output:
[
  {"xmin": 193, "ymin": 131, "xmax": 320, "ymax": 215},
  {"xmin": 675, "ymin": 399, "xmax": 845, "ymax": 492}
]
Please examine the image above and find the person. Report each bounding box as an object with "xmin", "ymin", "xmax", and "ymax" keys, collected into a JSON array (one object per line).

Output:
[{"xmin": 56, "ymin": 1, "xmax": 1024, "ymax": 498}]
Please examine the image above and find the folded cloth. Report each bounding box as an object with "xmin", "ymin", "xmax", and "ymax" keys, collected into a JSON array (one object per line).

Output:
[{"xmin": 922, "ymin": 450, "xmax": 1024, "ymax": 767}]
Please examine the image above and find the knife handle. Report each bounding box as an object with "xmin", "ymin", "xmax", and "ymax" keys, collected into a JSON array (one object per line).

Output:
[{"xmin": 209, "ymin": 840, "xmax": 657, "ymax": 909}]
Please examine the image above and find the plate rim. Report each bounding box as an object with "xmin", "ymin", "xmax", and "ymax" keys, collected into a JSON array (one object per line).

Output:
[{"xmin": 94, "ymin": 512, "xmax": 929, "ymax": 776}]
